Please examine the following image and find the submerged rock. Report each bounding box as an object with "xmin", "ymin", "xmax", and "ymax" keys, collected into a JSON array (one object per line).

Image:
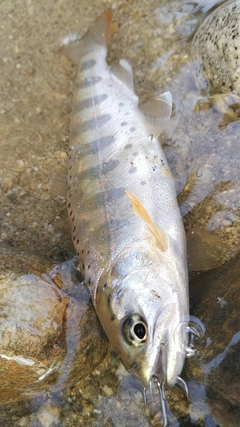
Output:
[
  {"xmin": 207, "ymin": 340, "xmax": 240, "ymax": 427},
  {"xmin": 185, "ymin": 251, "xmax": 240, "ymax": 426},
  {"xmin": 191, "ymin": 0, "xmax": 240, "ymax": 96},
  {"xmin": 189, "ymin": 0, "xmax": 240, "ymax": 127},
  {"xmin": 0, "ymin": 245, "xmax": 108, "ymax": 404}
]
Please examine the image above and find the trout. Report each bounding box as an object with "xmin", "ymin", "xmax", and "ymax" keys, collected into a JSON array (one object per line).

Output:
[{"xmin": 64, "ymin": 9, "xmax": 189, "ymax": 422}]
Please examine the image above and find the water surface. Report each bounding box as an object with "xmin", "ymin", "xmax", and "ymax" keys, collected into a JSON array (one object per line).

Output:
[{"xmin": 0, "ymin": 0, "xmax": 239, "ymax": 425}]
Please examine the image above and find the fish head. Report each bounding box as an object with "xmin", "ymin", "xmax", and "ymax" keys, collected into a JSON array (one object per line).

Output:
[{"xmin": 95, "ymin": 244, "xmax": 188, "ymax": 388}]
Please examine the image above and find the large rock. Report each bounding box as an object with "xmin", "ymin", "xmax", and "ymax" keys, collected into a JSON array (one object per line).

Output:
[
  {"xmin": 0, "ymin": 245, "xmax": 108, "ymax": 404},
  {"xmin": 186, "ymin": 251, "xmax": 240, "ymax": 426}
]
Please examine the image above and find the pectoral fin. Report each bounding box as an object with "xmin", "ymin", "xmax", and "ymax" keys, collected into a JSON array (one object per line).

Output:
[
  {"xmin": 125, "ymin": 190, "xmax": 168, "ymax": 251},
  {"xmin": 139, "ymin": 91, "xmax": 172, "ymax": 138}
]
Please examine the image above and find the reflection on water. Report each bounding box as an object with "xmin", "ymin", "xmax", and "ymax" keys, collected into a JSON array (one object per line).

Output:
[{"xmin": 0, "ymin": 0, "xmax": 240, "ymax": 425}]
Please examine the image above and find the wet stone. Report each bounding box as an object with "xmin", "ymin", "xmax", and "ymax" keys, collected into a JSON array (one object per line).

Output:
[
  {"xmin": 191, "ymin": 0, "xmax": 240, "ymax": 96},
  {"xmin": 185, "ymin": 251, "xmax": 240, "ymax": 426},
  {"xmin": 0, "ymin": 245, "xmax": 108, "ymax": 405}
]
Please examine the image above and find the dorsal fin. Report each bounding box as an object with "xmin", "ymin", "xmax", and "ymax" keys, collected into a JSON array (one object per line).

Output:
[
  {"xmin": 111, "ymin": 59, "xmax": 137, "ymax": 99},
  {"xmin": 125, "ymin": 190, "xmax": 168, "ymax": 251},
  {"xmin": 139, "ymin": 91, "xmax": 172, "ymax": 138}
]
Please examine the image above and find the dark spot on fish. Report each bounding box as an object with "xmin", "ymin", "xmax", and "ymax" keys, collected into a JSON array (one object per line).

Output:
[
  {"xmin": 68, "ymin": 203, "xmax": 71, "ymax": 208},
  {"xmin": 77, "ymin": 75, "xmax": 102, "ymax": 89},
  {"xmin": 125, "ymin": 143, "xmax": 132, "ymax": 149},
  {"xmin": 103, "ymin": 283, "xmax": 107, "ymax": 289},
  {"xmin": 77, "ymin": 239, "xmax": 79, "ymax": 244},
  {"xmin": 121, "ymin": 121, "xmax": 127, "ymax": 126},
  {"xmin": 77, "ymin": 251, "xmax": 80, "ymax": 256},
  {"xmin": 73, "ymin": 236, "xmax": 76, "ymax": 241},
  {"xmin": 88, "ymin": 265, "xmax": 90, "ymax": 269},
  {"xmin": 84, "ymin": 187, "xmax": 125, "ymax": 210},
  {"xmin": 111, "ymin": 314, "xmax": 116, "ymax": 321},
  {"xmin": 77, "ymin": 94, "xmax": 108, "ymax": 111},
  {"xmin": 77, "ymin": 114, "xmax": 111, "ymax": 133},
  {"xmin": 82, "ymin": 249, "xmax": 84, "ymax": 254},
  {"xmin": 82, "ymin": 264, "xmax": 85, "ymax": 269},
  {"xmin": 107, "ymin": 293, "xmax": 112, "ymax": 306},
  {"xmin": 70, "ymin": 211, "xmax": 73, "ymax": 216},
  {"xmin": 80, "ymin": 159, "xmax": 120, "ymax": 180},
  {"xmin": 69, "ymin": 165, "xmax": 72, "ymax": 170},
  {"xmin": 80, "ymin": 135, "xmax": 114, "ymax": 157},
  {"xmin": 80, "ymin": 59, "xmax": 97, "ymax": 70},
  {"xmin": 87, "ymin": 249, "xmax": 90, "ymax": 254},
  {"xmin": 129, "ymin": 167, "xmax": 137, "ymax": 174},
  {"xmin": 130, "ymin": 127, "xmax": 135, "ymax": 132},
  {"xmin": 72, "ymin": 216, "xmax": 75, "ymax": 222},
  {"xmin": 73, "ymin": 226, "xmax": 76, "ymax": 232}
]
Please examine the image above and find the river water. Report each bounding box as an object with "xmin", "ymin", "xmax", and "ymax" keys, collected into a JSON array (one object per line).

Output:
[{"xmin": 0, "ymin": 0, "xmax": 239, "ymax": 426}]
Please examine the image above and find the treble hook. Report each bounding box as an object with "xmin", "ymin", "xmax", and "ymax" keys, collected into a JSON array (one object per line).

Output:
[{"xmin": 151, "ymin": 375, "xmax": 170, "ymax": 427}]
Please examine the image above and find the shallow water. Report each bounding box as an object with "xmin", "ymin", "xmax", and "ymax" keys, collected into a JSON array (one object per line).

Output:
[{"xmin": 0, "ymin": 0, "xmax": 240, "ymax": 426}]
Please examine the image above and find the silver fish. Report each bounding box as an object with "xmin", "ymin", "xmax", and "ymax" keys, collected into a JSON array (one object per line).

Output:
[{"xmin": 64, "ymin": 10, "xmax": 189, "ymax": 422}]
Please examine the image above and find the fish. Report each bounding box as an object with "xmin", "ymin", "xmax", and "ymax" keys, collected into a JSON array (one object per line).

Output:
[{"xmin": 63, "ymin": 9, "xmax": 189, "ymax": 423}]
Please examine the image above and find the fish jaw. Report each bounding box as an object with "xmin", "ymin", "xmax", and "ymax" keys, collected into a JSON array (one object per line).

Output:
[{"xmin": 95, "ymin": 243, "xmax": 188, "ymax": 388}]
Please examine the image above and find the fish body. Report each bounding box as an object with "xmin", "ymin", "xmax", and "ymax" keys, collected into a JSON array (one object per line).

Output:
[{"xmin": 66, "ymin": 10, "xmax": 188, "ymax": 389}]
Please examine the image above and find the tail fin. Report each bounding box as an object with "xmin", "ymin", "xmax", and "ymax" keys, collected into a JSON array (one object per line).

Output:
[{"xmin": 60, "ymin": 9, "xmax": 113, "ymax": 64}]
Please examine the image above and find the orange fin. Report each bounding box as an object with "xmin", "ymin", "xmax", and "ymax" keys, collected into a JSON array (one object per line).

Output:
[
  {"xmin": 104, "ymin": 9, "xmax": 113, "ymax": 46},
  {"xmin": 125, "ymin": 190, "xmax": 168, "ymax": 251}
]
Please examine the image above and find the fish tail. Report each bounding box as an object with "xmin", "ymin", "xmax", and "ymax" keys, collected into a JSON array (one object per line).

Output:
[{"xmin": 60, "ymin": 9, "xmax": 113, "ymax": 64}]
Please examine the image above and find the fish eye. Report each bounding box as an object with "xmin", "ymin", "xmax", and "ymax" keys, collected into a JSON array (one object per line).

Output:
[{"xmin": 122, "ymin": 314, "xmax": 148, "ymax": 346}]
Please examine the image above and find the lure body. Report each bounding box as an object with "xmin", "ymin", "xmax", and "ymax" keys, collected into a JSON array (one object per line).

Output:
[{"xmin": 66, "ymin": 10, "xmax": 189, "ymax": 390}]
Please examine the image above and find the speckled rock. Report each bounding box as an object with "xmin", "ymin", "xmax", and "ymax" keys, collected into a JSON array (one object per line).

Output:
[
  {"xmin": 191, "ymin": 0, "xmax": 240, "ymax": 96},
  {"xmin": 0, "ymin": 245, "xmax": 108, "ymax": 404}
]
